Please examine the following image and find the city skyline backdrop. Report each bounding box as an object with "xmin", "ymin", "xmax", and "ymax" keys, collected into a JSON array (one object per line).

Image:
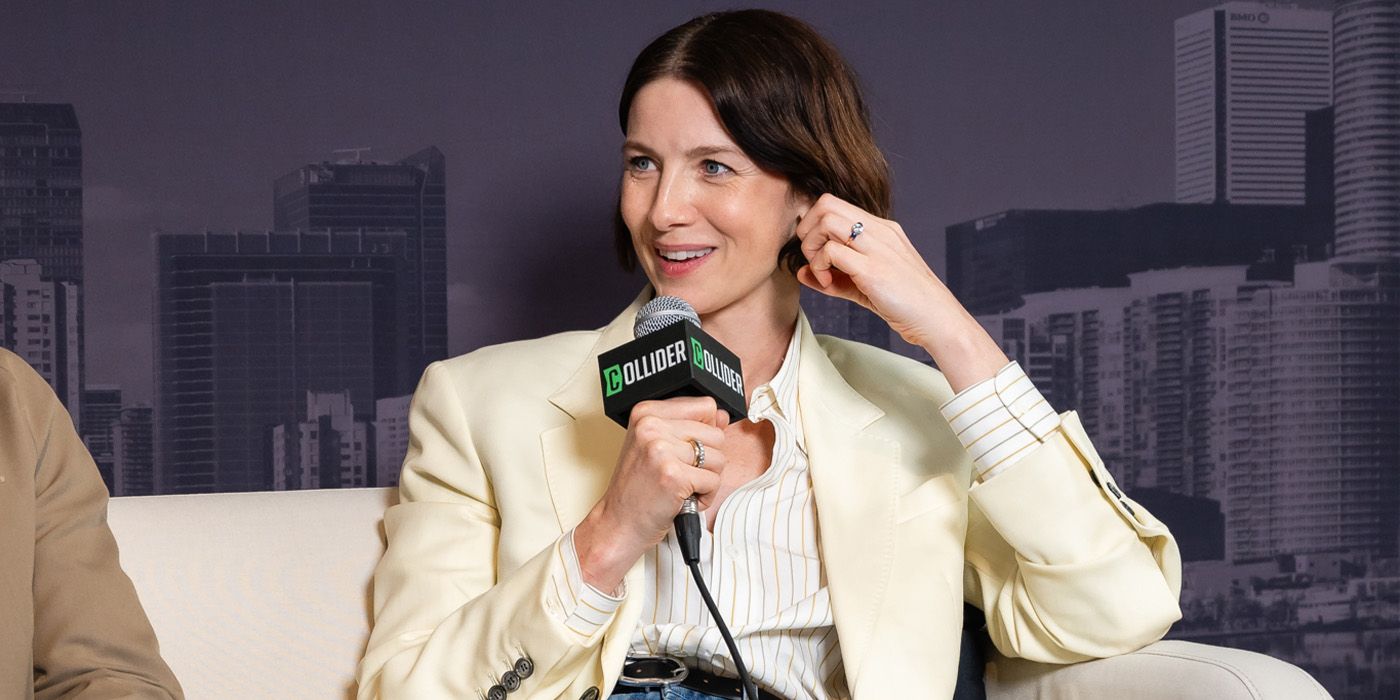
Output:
[{"xmin": 2, "ymin": 0, "xmax": 1247, "ymax": 405}]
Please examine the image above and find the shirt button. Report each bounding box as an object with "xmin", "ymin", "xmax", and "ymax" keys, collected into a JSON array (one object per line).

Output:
[
  {"xmin": 501, "ymin": 670, "xmax": 520, "ymax": 691},
  {"xmin": 486, "ymin": 685, "xmax": 507, "ymax": 700},
  {"xmin": 514, "ymin": 657, "xmax": 534, "ymax": 678},
  {"xmin": 580, "ymin": 688, "xmax": 599, "ymax": 700}
]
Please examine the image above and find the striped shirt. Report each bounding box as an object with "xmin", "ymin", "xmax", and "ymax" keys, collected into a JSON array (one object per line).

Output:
[{"xmin": 551, "ymin": 324, "xmax": 1059, "ymax": 699}]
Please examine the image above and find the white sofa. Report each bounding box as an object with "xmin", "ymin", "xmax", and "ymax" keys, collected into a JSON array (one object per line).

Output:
[{"xmin": 106, "ymin": 488, "xmax": 1334, "ymax": 699}]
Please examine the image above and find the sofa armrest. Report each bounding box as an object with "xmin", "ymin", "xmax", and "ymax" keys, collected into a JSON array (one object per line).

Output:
[{"xmin": 985, "ymin": 640, "xmax": 1332, "ymax": 700}]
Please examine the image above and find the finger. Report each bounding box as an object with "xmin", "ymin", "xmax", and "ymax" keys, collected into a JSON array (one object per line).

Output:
[
  {"xmin": 631, "ymin": 395, "xmax": 722, "ymax": 425},
  {"xmin": 821, "ymin": 238, "xmax": 869, "ymax": 278},
  {"xmin": 663, "ymin": 418, "xmax": 726, "ymax": 448},
  {"xmin": 687, "ymin": 466, "xmax": 721, "ymax": 499},
  {"xmin": 714, "ymin": 408, "xmax": 731, "ymax": 430}
]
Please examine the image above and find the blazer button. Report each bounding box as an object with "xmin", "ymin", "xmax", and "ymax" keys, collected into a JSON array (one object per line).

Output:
[
  {"xmin": 514, "ymin": 657, "xmax": 534, "ymax": 678},
  {"xmin": 580, "ymin": 687, "xmax": 599, "ymax": 700},
  {"xmin": 501, "ymin": 670, "xmax": 520, "ymax": 692},
  {"xmin": 486, "ymin": 685, "xmax": 507, "ymax": 700}
]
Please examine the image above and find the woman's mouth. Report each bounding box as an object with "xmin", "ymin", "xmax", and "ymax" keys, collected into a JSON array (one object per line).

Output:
[{"xmin": 655, "ymin": 247, "xmax": 715, "ymax": 276}]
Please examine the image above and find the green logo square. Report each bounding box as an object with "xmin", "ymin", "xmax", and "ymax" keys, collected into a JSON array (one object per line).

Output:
[{"xmin": 603, "ymin": 364, "xmax": 623, "ymax": 396}]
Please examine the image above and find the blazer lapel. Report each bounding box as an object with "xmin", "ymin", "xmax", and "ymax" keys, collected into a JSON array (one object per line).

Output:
[
  {"xmin": 541, "ymin": 288, "xmax": 648, "ymax": 531},
  {"xmin": 794, "ymin": 314, "xmax": 900, "ymax": 691}
]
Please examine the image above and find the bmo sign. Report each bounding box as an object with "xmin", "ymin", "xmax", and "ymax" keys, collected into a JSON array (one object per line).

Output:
[{"xmin": 1230, "ymin": 11, "xmax": 1271, "ymax": 24}]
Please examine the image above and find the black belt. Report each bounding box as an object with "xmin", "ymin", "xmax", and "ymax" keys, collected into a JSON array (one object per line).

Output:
[{"xmin": 614, "ymin": 656, "xmax": 782, "ymax": 700}]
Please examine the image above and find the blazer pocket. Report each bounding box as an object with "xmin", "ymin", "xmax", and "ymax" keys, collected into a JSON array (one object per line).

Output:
[{"xmin": 897, "ymin": 473, "xmax": 961, "ymax": 524}]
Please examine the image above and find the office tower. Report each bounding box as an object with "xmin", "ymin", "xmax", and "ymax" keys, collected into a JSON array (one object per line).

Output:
[
  {"xmin": 1304, "ymin": 106, "xmax": 1335, "ymax": 235},
  {"xmin": 0, "ymin": 103, "xmax": 84, "ymax": 414},
  {"xmin": 111, "ymin": 405, "xmax": 154, "ymax": 496},
  {"xmin": 273, "ymin": 147, "xmax": 447, "ymax": 387},
  {"xmin": 976, "ymin": 286, "xmax": 1136, "ymax": 484},
  {"xmin": 945, "ymin": 203, "xmax": 1327, "ymax": 315},
  {"xmin": 800, "ymin": 289, "xmax": 890, "ymax": 350},
  {"xmin": 1333, "ymin": 0, "xmax": 1400, "ymax": 256},
  {"xmin": 1224, "ymin": 258, "xmax": 1400, "ymax": 561},
  {"xmin": 975, "ymin": 259, "xmax": 1400, "ymax": 563},
  {"xmin": 374, "ymin": 394, "xmax": 412, "ymax": 489},
  {"xmin": 1175, "ymin": 3, "xmax": 1333, "ymax": 204},
  {"xmin": 81, "ymin": 384, "xmax": 123, "ymax": 491},
  {"xmin": 273, "ymin": 390, "xmax": 370, "ymax": 490},
  {"xmin": 0, "ymin": 259, "xmax": 81, "ymax": 409},
  {"xmin": 154, "ymin": 229, "xmax": 410, "ymax": 493}
]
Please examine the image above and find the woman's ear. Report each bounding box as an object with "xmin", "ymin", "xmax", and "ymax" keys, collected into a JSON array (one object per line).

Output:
[{"xmin": 791, "ymin": 188, "xmax": 816, "ymax": 220}]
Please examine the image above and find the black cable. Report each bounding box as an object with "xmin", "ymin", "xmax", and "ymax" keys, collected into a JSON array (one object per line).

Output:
[{"xmin": 675, "ymin": 505, "xmax": 761, "ymax": 700}]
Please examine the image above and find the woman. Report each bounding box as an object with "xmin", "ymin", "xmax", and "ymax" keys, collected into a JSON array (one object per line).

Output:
[{"xmin": 357, "ymin": 10, "xmax": 1181, "ymax": 700}]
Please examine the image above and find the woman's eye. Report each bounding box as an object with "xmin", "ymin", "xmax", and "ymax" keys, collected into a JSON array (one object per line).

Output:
[
  {"xmin": 702, "ymin": 160, "xmax": 732, "ymax": 176},
  {"xmin": 627, "ymin": 156, "xmax": 655, "ymax": 172}
]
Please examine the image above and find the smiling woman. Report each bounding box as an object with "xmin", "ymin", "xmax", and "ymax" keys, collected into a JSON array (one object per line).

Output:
[{"xmin": 357, "ymin": 9, "xmax": 1184, "ymax": 700}]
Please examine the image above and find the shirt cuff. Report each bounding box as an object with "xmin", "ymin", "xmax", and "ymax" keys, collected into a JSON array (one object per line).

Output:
[
  {"xmin": 940, "ymin": 361, "xmax": 1061, "ymax": 482},
  {"xmin": 548, "ymin": 528, "xmax": 626, "ymax": 639}
]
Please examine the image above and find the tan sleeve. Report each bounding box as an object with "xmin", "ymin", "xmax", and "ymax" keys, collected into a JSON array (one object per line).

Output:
[
  {"xmin": 962, "ymin": 410, "xmax": 1183, "ymax": 664},
  {"xmin": 22, "ymin": 362, "xmax": 184, "ymax": 699}
]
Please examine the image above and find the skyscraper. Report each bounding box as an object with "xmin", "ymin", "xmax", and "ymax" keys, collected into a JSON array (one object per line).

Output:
[
  {"xmin": 0, "ymin": 259, "xmax": 81, "ymax": 410},
  {"xmin": 945, "ymin": 203, "xmax": 1328, "ymax": 315},
  {"xmin": 1332, "ymin": 0, "xmax": 1400, "ymax": 257},
  {"xmin": 81, "ymin": 384, "xmax": 123, "ymax": 491},
  {"xmin": 112, "ymin": 405, "xmax": 154, "ymax": 497},
  {"xmin": 273, "ymin": 390, "xmax": 370, "ymax": 490},
  {"xmin": 0, "ymin": 103, "xmax": 84, "ymax": 413},
  {"xmin": 1174, "ymin": 2, "xmax": 1333, "ymax": 204},
  {"xmin": 273, "ymin": 147, "xmax": 447, "ymax": 385},
  {"xmin": 154, "ymin": 229, "xmax": 411, "ymax": 493}
]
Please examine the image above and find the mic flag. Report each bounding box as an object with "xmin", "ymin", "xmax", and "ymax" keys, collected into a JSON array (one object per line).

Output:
[{"xmin": 598, "ymin": 297, "xmax": 747, "ymax": 427}]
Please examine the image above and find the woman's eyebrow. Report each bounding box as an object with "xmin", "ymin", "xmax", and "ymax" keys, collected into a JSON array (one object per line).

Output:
[{"xmin": 621, "ymin": 141, "xmax": 741, "ymax": 159}]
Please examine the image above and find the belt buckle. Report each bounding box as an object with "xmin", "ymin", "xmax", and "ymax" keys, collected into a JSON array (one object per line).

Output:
[{"xmin": 619, "ymin": 655, "xmax": 689, "ymax": 688}]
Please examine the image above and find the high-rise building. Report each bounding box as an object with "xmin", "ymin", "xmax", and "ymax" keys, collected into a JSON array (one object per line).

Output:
[
  {"xmin": 0, "ymin": 103, "xmax": 84, "ymax": 414},
  {"xmin": 975, "ymin": 258, "xmax": 1400, "ymax": 563},
  {"xmin": 273, "ymin": 390, "xmax": 370, "ymax": 490},
  {"xmin": 1332, "ymin": 0, "xmax": 1400, "ymax": 257},
  {"xmin": 1224, "ymin": 258, "xmax": 1400, "ymax": 561},
  {"xmin": 111, "ymin": 405, "xmax": 154, "ymax": 497},
  {"xmin": 374, "ymin": 394, "xmax": 412, "ymax": 489},
  {"xmin": 273, "ymin": 148, "xmax": 447, "ymax": 386},
  {"xmin": 154, "ymin": 229, "xmax": 410, "ymax": 493},
  {"xmin": 945, "ymin": 203, "xmax": 1328, "ymax": 315},
  {"xmin": 0, "ymin": 259, "xmax": 81, "ymax": 410},
  {"xmin": 81, "ymin": 384, "xmax": 123, "ymax": 491},
  {"xmin": 1174, "ymin": 2, "xmax": 1333, "ymax": 204}
]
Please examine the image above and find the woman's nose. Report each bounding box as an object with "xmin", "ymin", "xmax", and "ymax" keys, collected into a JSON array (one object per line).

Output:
[{"xmin": 649, "ymin": 172, "xmax": 696, "ymax": 231}]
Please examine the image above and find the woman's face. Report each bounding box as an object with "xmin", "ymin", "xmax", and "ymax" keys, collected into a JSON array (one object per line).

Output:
[{"xmin": 620, "ymin": 78, "xmax": 807, "ymax": 317}]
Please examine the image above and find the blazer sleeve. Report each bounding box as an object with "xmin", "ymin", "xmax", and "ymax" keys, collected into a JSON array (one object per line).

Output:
[
  {"xmin": 25, "ymin": 366, "xmax": 183, "ymax": 699},
  {"xmin": 357, "ymin": 360, "xmax": 622, "ymax": 699},
  {"xmin": 961, "ymin": 409, "xmax": 1183, "ymax": 664}
]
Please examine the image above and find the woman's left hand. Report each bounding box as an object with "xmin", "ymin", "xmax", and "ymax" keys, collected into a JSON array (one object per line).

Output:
[{"xmin": 794, "ymin": 193, "xmax": 953, "ymax": 350}]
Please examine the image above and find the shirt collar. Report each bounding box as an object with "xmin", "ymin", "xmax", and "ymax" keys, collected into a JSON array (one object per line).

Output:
[{"xmin": 746, "ymin": 315, "xmax": 803, "ymax": 425}]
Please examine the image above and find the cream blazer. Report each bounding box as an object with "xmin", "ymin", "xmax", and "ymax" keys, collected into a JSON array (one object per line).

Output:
[{"xmin": 357, "ymin": 290, "xmax": 1183, "ymax": 699}]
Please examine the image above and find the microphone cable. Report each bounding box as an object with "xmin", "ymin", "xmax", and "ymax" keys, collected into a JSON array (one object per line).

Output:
[{"xmin": 674, "ymin": 499, "xmax": 762, "ymax": 700}]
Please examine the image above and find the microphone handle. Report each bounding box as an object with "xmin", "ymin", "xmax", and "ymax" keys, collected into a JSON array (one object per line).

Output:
[{"xmin": 674, "ymin": 496, "xmax": 702, "ymax": 565}]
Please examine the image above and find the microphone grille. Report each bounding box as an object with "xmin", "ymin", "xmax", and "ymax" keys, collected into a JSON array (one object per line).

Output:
[{"xmin": 635, "ymin": 295, "xmax": 700, "ymax": 338}]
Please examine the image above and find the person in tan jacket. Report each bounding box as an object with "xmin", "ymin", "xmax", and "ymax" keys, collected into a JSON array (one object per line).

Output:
[{"xmin": 0, "ymin": 348, "xmax": 183, "ymax": 699}]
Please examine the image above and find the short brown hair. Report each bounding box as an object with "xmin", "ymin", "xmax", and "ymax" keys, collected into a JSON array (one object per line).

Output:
[{"xmin": 614, "ymin": 9, "xmax": 892, "ymax": 274}]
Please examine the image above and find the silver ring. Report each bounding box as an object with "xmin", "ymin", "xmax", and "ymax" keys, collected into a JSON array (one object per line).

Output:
[
  {"xmin": 849, "ymin": 221, "xmax": 864, "ymax": 242},
  {"xmin": 689, "ymin": 438, "xmax": 705, "ymax": 468}
]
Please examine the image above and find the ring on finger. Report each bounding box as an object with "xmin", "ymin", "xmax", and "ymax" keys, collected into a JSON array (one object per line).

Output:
[
  {"xmin": 848, "ymin": 221, "xmax": 864, "ymax": 243},
  {"xmin": 689, "ymin": 438, "xmax": 705, "ymax": 468}
]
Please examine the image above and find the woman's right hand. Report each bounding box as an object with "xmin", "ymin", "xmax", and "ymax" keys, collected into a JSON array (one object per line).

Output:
[{"xmin": 573, "ymin": 396, "xmax": 729, "ymax": 593}]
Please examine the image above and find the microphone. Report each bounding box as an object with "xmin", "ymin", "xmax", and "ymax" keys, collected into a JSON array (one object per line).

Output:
[
  {"xmin": 596, "ymin": 295, "xmax": 760, "ymax": 700},
  {"xmin": 597, "ymin": 295, "xmax": 747, "ymax": 430}
]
